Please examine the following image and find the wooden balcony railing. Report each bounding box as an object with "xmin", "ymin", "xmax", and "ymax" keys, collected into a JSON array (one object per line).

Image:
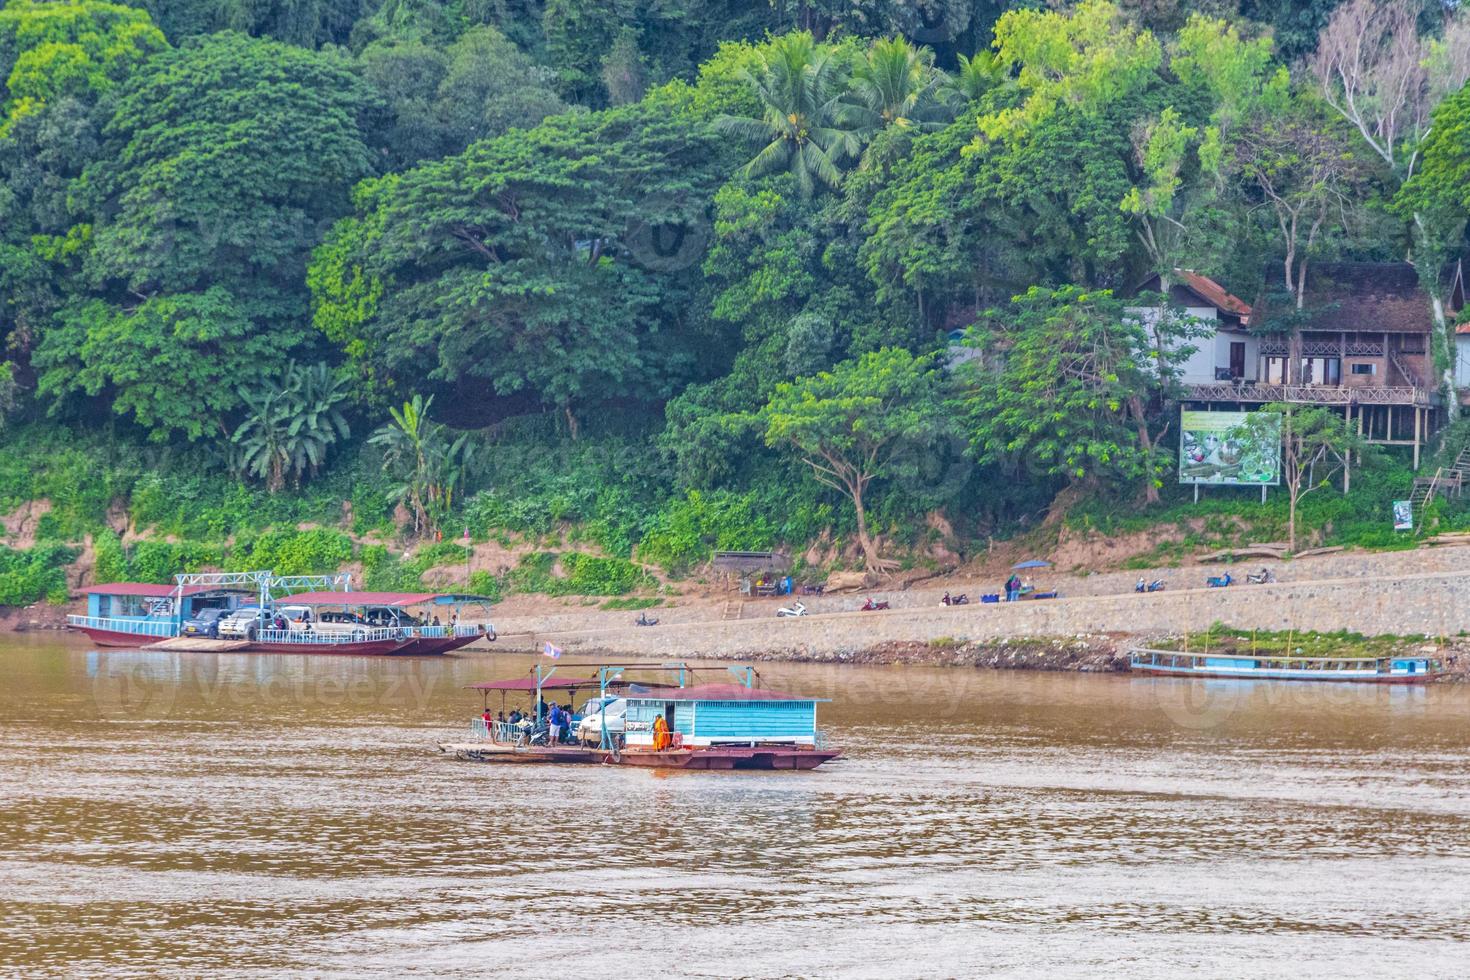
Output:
[{"xmin": 1182, "ymin": 382, "xmax": 1433, "ymax": 407}]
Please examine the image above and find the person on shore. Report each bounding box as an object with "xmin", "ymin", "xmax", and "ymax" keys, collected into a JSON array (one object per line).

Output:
[{"xmin": 1005, "ymin": 575, "xmax": 1021, "ymax": 602}]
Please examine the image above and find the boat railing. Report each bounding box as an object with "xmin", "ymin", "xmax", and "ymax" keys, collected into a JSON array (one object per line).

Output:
[
  {"xmin": 67, "ymin": 615, "xmax": 177, "ymax": 637},
  {"xmin": 256, "ymin": 626, "xmax": 404, "ymax": 645},
  {"xmin": 1128, "ymin": 647, "xmax": 1424, "ymax": 673},
  {"xmin": 492, "ymin": 720, "xmax": 529, "ymax": 745}
]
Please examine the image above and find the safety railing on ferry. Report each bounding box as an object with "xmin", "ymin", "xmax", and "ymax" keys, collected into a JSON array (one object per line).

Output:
[
  {"xmin": 65, "ymin": 615, "xmax": 176, "ymax": 637},
  {"xmin": 254, "ymin": 626, "xmax": 405, "ymax": 644}
]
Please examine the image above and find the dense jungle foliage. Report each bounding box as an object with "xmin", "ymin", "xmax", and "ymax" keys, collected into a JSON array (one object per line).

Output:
[{"xmin": 3, "ymin": 0, "xmax": 1470, "ymax": 602}]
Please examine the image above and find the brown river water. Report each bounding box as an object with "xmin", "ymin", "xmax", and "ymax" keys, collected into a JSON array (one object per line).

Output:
[{"xmin": 3, "ymin": 634, "xmax": 1470, "ymax": 978}]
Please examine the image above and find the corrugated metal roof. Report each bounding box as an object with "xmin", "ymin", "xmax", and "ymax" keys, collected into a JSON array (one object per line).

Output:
[
  {"xmin": 276, "ymin": 591, "xmax": 493, "ymax": 606},
  {"xmin": 82, "ymin": 583, "xmax": 220, "ymax": 597},
  {"xmin": 624, "ymin": 684, "xmax": 819, "ymax": 702}
]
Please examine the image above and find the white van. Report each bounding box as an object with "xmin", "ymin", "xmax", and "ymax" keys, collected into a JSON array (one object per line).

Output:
[{"xmin": 576, "ymin": 697, "xmax": 627, "ymax": 745}]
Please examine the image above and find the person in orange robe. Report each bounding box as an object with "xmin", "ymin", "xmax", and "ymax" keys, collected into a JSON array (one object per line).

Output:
[{"xmin": 653, "ymin": 714, "xmax": 671, "ymax": 751}]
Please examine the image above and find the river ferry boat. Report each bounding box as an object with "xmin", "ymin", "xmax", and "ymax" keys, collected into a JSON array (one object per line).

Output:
[
  {"xmin": 68, "ymin": 573, "xmax": 494, "ymax": 656},
  {"xmin": 68, "ymin": 578, "xmax": 264, "ymax": 647},
  {"xmin": 440, "ymin": 664, "xmax": 841, "ymax": 770},
  {"xmin": 260, "ymin": 590, "xmax": 495, "ymax": 655},
  {"xmin": 1129, "ymin": 647, "xmax": 1444, "ymax": 683}
]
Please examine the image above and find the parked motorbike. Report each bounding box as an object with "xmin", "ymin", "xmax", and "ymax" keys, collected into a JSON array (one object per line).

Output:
[
  {"xmin": 941, "ymin": 592, "xmax": 970, "ymax": 606},
  {"xmin": 860, "ymin": 597, "xmax": 891, "ymax": 611},
  {"xmin": 1246, "ymin": 568, "xmax": 1276, "ymax": 585},
  {"xmin": 776, "ymin": 601, "xmax": 807, "ymax": 618},
  {"xmin": 1135, "ymin": 578, "xmax": 1165, "ymax": 593},
  {"xmin": 1206, "ymin": 572, "xmax": 1234, "ymax": 588},
  {"xmin": 634, "ymin": 612, "xmax": 659, "ymax": 626}
]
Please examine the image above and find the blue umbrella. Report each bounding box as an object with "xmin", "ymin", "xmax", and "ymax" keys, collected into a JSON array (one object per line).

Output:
[{"xmin": 1011, "ymin": 560, "xmax": 1051, "ymax": 570}]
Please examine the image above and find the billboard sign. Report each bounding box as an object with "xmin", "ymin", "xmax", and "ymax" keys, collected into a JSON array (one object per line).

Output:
[{"xmin": 1179, "ymin": 409, "xmax": 1281, "ymax": 486}]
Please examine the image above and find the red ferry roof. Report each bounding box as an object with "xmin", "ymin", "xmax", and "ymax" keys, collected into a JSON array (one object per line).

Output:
[
  {"xmin": 82, "ymin": 583, "xmax": 217, "ymax": 597},
  {"xmin": 277, "ymin": 591, "xmax": 494, "ymax": 606},
  {"xmin": 467, "ymin": 676, "xmax": 608, "ymax": 692},
  {"xmin": 625, "ymin": 683, "xmax": 817, "ymax": 702}
]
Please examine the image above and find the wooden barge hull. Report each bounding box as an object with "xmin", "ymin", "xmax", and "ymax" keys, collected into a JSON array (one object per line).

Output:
[{"xmin": 439, "ymin": 741, "xmax": 840, "ymax": 770}]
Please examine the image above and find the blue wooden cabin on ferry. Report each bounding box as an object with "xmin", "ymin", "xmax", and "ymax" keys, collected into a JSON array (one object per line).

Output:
[
  {"xmin": 73, "ymin": 583, "xmax": 253, "ymax": 644},
  {"xmin": 622, "ymin": 683, "xmax": 826, "ymax": 748}
]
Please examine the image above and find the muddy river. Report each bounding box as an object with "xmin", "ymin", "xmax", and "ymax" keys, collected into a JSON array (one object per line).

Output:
[{"xmin": 3, "ymin": 635, "xmax": 1469, "ymax": 977}]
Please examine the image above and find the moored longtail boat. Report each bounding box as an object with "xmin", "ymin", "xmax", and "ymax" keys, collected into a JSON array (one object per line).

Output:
[{"xmin": 1129, "ymin": 647, "xmax": 1444, "ymax": 683}]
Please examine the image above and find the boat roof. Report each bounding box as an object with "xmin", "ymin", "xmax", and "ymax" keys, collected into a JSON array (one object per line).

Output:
[
  {"xmin": 467, "ymin": 676, "xmax": 614, "ymax": 692},
  {"xmin": 275, "ymin": 591, "xmax": 494, "ymax": 607},
  {"xmin": 82, "ymin": 582, "xmax": 245, "ymax": 598},
  {"xmin": 624, "ymin": 683, "xmax": 823, "ymax": 703}
]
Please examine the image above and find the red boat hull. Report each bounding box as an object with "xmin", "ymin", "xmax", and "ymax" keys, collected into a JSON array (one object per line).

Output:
[
  {"xmin": 243, "ymin": 637, "xmax": 411, "ymax": 656},
  {"xmin": 70, "ymin": 626, "xmax": 173, "ymax": 648},
  {"xmin": 394, "ymin": 632, "xmax": 486, "ymax": 656}
]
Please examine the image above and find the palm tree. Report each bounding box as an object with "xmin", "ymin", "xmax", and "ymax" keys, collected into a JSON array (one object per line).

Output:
[
  {"xmin": 715, "ymin": 32, "xmax": 862, "ymax": 197},
  {"xmin": 944, "ymin": 51, "xmax": 1002, "ymax": 108},
  {"xmin": 231, "ymin": 362, "xmax": 352, "ymax": 492},
  {"xmin": 848, "ymin": 37, "xmax": 948, "ymax": 135}
]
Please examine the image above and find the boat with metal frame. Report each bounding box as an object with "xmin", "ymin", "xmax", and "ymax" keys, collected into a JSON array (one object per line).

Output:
[
  {"xmin": 68, "ymin": 573, "xmax": 495, "ymax": 655},
  {"xmin": 261, "ymin": 589, "xmax": 496, "ymax": 655},
  {"xmin": 440, "ymin": 661, "xmax": 841, "ymax": 770}
]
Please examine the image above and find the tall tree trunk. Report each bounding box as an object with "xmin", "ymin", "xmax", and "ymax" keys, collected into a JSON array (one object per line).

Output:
[
  {"xmin": 1288, "ymin": 485, "xmax": 1297, "ymax": 554},
  {"xmin": 1410, "ymin": 213, "xmax": 1458, "ymax": 420},
  {"xmin": 1128, "ymin": 395, "xmax": 1160, "ymax": 505},
  {"xmin": 564, "ymin": 405, "xmax": 581, "ymax": 441},
  {"xmin": 850, "ymin": 484, "xmax": 884, "ymax": 572}
]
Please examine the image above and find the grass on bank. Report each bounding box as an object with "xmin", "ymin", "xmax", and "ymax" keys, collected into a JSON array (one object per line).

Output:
[{"xmin": 1152, "ymin": 624, "xmax": 1437, "ymax": 659}]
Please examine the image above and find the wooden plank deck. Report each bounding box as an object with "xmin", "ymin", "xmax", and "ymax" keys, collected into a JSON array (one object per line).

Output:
[{"xmin": 144, "ymin": 637, "xmax": 253, "ymax": 652}]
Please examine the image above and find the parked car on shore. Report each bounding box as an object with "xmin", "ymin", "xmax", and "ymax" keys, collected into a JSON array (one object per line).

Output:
[{"xmin": 180, "ymin": 607, "xmax": 231, "ymax": 639}]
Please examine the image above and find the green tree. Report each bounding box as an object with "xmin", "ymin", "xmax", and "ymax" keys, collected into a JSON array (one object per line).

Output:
[
  {"xmin": 1312, "ymin": 0, "xmax": 1470, "ymax": 413},
  {"xmin": 762, "ymin": 347, "xmax": 950, "ymax": 570},
  {"xmin": 1246, "ymin": 403, "xmax": 1367, "ymax": 553},
  {"xmin": 954, "ymin": 285, "xmax": 1204, "ymax": 505},
  {"xmin": 0, "ymin": 0, "xmax": 167, "ymax": 407},
  {"xmin": 309, "ymin": 94, "xmax": 725, "ymax": 432},
  {"xmin": 358, "ymin": 26, "xmax": 565, "ymax": 171},
  {"xmin": 715, "ymin": 32, "xmax": 862, "ymax": 197},
  {"xmin": 37, "ymin": 290, "xmax": 265, "ymax": 440},
  {"xmin": 36, "ymin": 32, "xmax": 375, "ymax": 432},
  {"xmin": 232, "ymin": 362, "xmax": 352, "ymax": 492}
]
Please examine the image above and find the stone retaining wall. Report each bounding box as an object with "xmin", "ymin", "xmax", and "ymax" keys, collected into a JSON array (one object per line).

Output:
[{"xmin": 488, "ymin": 569, "xmax": 1470, "ymax": 659}]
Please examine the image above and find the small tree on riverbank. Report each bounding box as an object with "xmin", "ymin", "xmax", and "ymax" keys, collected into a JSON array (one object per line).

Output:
[
  {"xmin": 1249, "ymin": 403, "xmax": 1367, "ymax": 553},
  {"xmin": 762, "ymin": 348, "xmax": 951, "ymax": 571}
]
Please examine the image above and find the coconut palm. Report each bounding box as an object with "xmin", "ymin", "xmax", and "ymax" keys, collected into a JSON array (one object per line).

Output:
[
  {"xmin": 944, "ymin": 51, "xmax": 1003, "ymax": 108},
  {"xmin": 715, "ymin": 32, "xmax": 863, "ymax": 197},
  {"xmin": 848, "ymin": 37, "xmax": 949, "ymax": 135}
]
